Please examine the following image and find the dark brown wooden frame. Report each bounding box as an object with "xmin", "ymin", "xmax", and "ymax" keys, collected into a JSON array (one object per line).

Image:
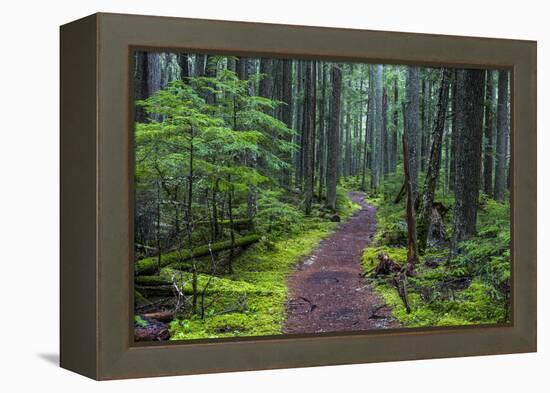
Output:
[{"xmin": 60, "ymin": 12, "xmax": 537, "ymax": 380}]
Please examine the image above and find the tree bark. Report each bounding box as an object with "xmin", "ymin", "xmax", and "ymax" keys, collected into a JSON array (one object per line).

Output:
[
  {"xmin": 383, "ymin": 88, "xmax": 390, "ymax": 176},
  {"xmin": 449, "ymin": 71, "xmax": 458, "ymax": 191},
  {"xmin": 405, "ymin": 66, "xmax": 420, "ymax": 199},
  {"xmin": 451, "ymin": 69, "xmax": 485, "ymax": 253},
  {"xmin": 303, "ymin": 61, "xmax": 316, "ymax": 215},
  {"xmin": 194, "ymin": 54, "xmax": 206, "ymax": 77},
  {"xmin": 483, "ymin": 70, "xmax": 497, "ymax": 196},
  {"xmin": 236, "ymin": 57, "xmax": 248, "ymax": 82},
  {"xmin": 317, "ymin": 63, "xmax": 327, "ymax": 201},
  {"xmin": 494, "ymin": 70, "xmax": 510, "ymax": 201},
  {"xmin": 134, "ymin": 52, "xmax": 148, "ymax": 123},
  {"xmin": 178, "ymin": 53, "xmax": 190, "ymax": 81},
  {"xmin": 366, "ymin": 66, "xmax": 375, "ymax": 178},
  {"xmin": 402, "ymin": 131, "xmax": 419, "ymax": 274},
  {"xmin": 326, "ymin": 64, "xmax": 342, "ymax": 210},
  {"xmin": 416, "ymin": 69, "xmax": 452, "ymax": 252},
  {"xmin": 259, "ymin": 58, "xmax": 274, "ymax": 102},
  {"xmin": 281, "ymin": 59, "xmax": 293, "ymax": 186},
  {"xmin": 392, "ymin": 76, "xmax": 399, "ymax": 173},
  {"xmin": 361, "ymin": 80, "xmax": 371, "ymax": 191}
]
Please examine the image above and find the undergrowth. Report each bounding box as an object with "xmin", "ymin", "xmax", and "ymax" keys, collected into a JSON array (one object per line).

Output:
[
  {"xmin": 169, "ymin": 183, "xmax": 361, "ymax": 340},
  {"xmin": 361, "ymin": 170, "xmax": 511, "ymax": 328}
]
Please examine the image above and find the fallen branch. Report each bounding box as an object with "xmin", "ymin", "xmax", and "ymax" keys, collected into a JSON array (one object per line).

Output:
[
  {"xmin": 393, "ymin": 271, "xmax": 412, "ymax": 314},
  {"xmin": 142, "ymin": 310, "xmax": 174, "ymax": 323}
]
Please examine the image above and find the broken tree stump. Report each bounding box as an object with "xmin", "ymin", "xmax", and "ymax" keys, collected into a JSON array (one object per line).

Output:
[{"xmin": 373, "ymin": 252, "xmax": 402, "ymax": 277}]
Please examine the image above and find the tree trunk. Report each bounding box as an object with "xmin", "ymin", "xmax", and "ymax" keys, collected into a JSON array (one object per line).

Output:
[
  {"xmin": 303, "ymin": 61, "xmax": 316, "ymax": 215},
  {"xmin": 155, "ymin": 180, "xmax": 162, "ymax": 274},
  {"xmin": 494, "ymin": 70, "xmax": 510, "ymax": 201},
  {"xmin": 178, "ymin": 53, "xmax": 190, "ymax": 81},
  {"xmin": 294, "ymin": 60, "xmax": 304, "ymax": 189},
  {"xmin": 186, "ymin": 127, "xmax": 197, "ymax": 313},
  {"xmin": 416, "ymin": 69, "xmax": 452, "ymax": 252},
  {"xmin": 451, "ymin": 69, "xmax": 485, "ymax": 253},
  {"xmin": 281, "ymin": 59, "xmax": 293, "ymax": 186},
  {"xmin": 449, "ymin": 71, "xmax": 458, "ymax": 191},
  {"xmin": 344, "ymin": 65, "xmax": 354, "ymax": 177},
  {"xmin": 236, "ymin": 57, "xmax": 248, "ymax": 81},
  {"xmin": 392, "ymin": 76, "xmax": 399, "ymax": 173},
  {"xmin": 134, "ymin": 52, "xmax": 148, "ymax": 123},
  {"xmin": 194, "ymin": 54, "xmax": 206, "ymax": 77},
  {"xmin": 326, "ymin": 64, "xmax": 342, "ymax": 210},
  {"xmin": 420, "ymin": 78, "xmax": 431, "ymax": 173},
  {"xmin": 227, "ymin": 181, "xmax": 236, "ymax": 274},
  {"xmin": 317, "ymin": 63, "xmax": 327, "ymax": 201},
  {"xmin": 402, "ymin": 131, "xmax": 419, "ymax": 274},
  {"xmin": 259, "ymin": 58, "xmax": 274, "ymax": 103},
  {"xmin": 367, "ymin": 66, "xmax": 375, "ymax": 181},
  {"xmin": 360, "ymin": 82, "xmax": 371, "ymax": 191},
  {"xmin": 405, "ymin": 66, "xmax": 420, "ymax": 199},
  {"xmin": 382, "ymin": 88, "xmax": 390, "ymax": 176},
  {"xmin": 483, "ymin": 70, "xmax": 497, "ymax": 196},
  {"xmin": 147, "ymin": 52, "xmax": 161, "ymax": 97}
]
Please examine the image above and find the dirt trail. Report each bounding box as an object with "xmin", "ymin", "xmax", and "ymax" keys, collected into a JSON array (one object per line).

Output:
[{"xmin": 284, "ymin": 191, "xmax": 396, "ymax": 334}]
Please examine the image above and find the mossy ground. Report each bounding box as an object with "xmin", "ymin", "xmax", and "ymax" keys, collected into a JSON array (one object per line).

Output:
[
  {"xmin": 360, "ymin": 171, "xmax": 511, "ymax": 328},
  {"xmin": 168, "ymin": 185, "xmax": 360, "ymax": 340}
]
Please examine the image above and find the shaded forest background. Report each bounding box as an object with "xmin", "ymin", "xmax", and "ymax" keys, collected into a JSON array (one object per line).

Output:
[{"xmin": 133, "ymin": 51, "xmax": 511, "ymax": 341}]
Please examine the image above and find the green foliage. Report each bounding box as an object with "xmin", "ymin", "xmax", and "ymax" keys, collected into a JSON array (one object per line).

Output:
[
  {"xmin": 450, "ymin": 197, "xmax": 511, "ymax": 292},
  {"xmin": 169, "ymin": 223, "xmax": 338, "ymax": 340},
  {"xmin": 168, "ymin": 191, "xmax": 359, "ymax": 340},
  {"xmin": 362, "ymin": 246, "xmax": 408, "ymax": 270},
  {"xmin": 134, "ymin": 315, "xmax": 148, "ymax": 327},
  {"xmin": 254, "ymin": 189, "xmax": 305, "ymax": 236},
  {"xmin": 134, "ymin": 234, "xmax": 260, "ymax": 275},
  {"xmin": 361, "ymin": 175, "xmax": 510, "ymax": 328},
  {"xmin": 134, "ymin": 72, "xmax": 295, "ymax": 260},
  {"xmin": 370, "ymin": 276, "xmax": 506, "ymax": 327}
]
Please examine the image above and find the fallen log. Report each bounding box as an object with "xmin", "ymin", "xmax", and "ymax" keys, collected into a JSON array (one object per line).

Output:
[
  {"xmin": 135, "ymin": 276, "xmax": 174, "ymax": 286},
  {"xmin": 134, "ymin": 317, "xmax": 170, "ymax": 342},
  {"xmin": 135, "ymin": 275, "xmax": 228, "ymax": 297},
  {"xmin": 142, "ymin": 310, "xmax": 174, "ymax": 323},
  {"xmin": 135, "ymin": 234, "xmax": 261, "ymax": 276},
  {"xmin": 135, "ymin": 285, "xmax": 176, "ymax": 298}
]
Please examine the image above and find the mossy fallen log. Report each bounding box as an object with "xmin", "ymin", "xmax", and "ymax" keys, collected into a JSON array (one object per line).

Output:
[{"xmin": 134, "ymin": 234, "xmax": 261, "ymax": 276}]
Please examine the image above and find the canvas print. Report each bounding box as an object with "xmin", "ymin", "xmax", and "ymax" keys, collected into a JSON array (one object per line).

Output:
[{"xmin": 132, "ymin": 51, "xmax": 511, "ymax": 342}]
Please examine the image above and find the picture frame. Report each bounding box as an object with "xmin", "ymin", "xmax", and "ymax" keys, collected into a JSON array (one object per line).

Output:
[{"xmin": 60, "ymin": 12, "xmax": 537, "ymax": 380}]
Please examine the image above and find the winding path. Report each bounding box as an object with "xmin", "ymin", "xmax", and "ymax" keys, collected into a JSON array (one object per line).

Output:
[{"xmin": 284, "ymin": 191, "xmax": 396, "ymax": 334}]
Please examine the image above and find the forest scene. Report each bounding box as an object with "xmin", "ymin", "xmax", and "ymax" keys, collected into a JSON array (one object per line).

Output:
[{"xmin": 132, "ymin": 51, "xmax": 511, "ymax": 342}]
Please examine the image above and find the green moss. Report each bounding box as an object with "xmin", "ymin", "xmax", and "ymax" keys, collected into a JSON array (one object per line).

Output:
[
  {"xmin": 361, "ymin": 246, "xmax": 408, "ymax": 271},
  {"xmin": 360, "ymin": 176, "xmax": 510, "ymax": 328},
  {"xmin": 135, "ymin": 234, "xmax": 260, "ymax": 275},
  {"xmin": 169, "ymin": 194, "xmax": 358, "ymax": 341}
]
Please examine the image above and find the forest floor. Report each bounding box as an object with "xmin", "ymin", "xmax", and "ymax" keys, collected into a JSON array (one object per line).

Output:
[{"xmin": 284, "ymin": 191, "xmax": 397, "ymax": 334}]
